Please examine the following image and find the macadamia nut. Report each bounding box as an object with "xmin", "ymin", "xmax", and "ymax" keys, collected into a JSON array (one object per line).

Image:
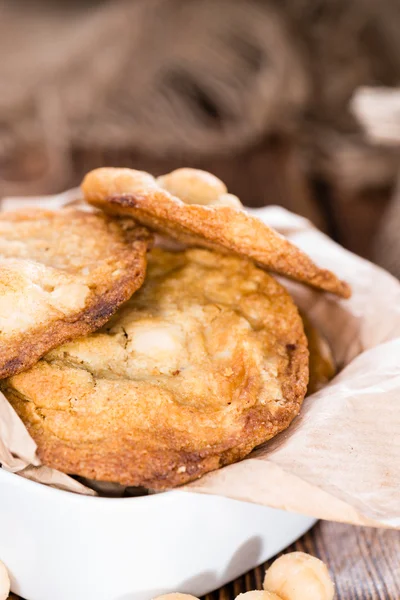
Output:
[
  {"xmin": 158, "ymin": 168, "xmax": 226, "ymax": 205},
  {"xmin": 158, "ymin": 168, "xmax": 242, "ymax": 207},
  {"xmin": 236, "ymin": 591, "xmax": 282, "ymax": 599},
  {"xmin": 264, "ymin": 552, "xmax": 335, "ymax": 600},
  {"xmin": 0, "ymin": 560, "xmax": 10, "ymax": 600},
  {"xmin": 217, "ymin": 193, "xmax": 242, "ymax": 208},
  {"xmin": 153, "ymin": 594, "xmax": 199, "ymax": 600}
]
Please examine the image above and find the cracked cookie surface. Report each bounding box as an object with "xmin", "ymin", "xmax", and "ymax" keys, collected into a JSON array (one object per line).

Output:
[
  {"xmin": 82, "ymin": 167, "xmax": 350, "ymax": 298},
  {"xmin": 2, "ymin": 248, "xmax": 308, "ymax": 489},
  {"xmin": 0, "ymin": 208, "xmax": 150, "ymax": 378}
]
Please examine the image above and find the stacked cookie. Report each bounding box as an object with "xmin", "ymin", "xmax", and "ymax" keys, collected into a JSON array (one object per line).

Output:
[{"xmin": 0, "ymin": 168, "xmax": 348, "ymax": 489}]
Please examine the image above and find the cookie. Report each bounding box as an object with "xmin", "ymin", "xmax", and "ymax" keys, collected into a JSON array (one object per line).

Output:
[
  {"xmin": 82, "ymin": 167, "xmax": 350, "ymax": 298},
  {"xmin": 302, "ymin": 315, "xmax": 336, "ymax": 395},
  {"xmin": 0, "ymin": 208, "xmax": 151, "ymax": 378},
  {"xmin": 2, "ymin": 248, "xmax": 308, "ymax": 489}
]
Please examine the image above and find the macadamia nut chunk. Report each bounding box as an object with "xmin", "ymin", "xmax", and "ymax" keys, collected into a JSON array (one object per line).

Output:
[
  {"xmin": 236, "ymin": 591, "xmax": 282, "ymax": 599},
  {"xmin": 158, "ymin": 168, "xmax": 242, "ymax": 207},
  {"xmin": 264, "ymin": 552, "xmax": 335, "ymax": 600},
  {"xmin": 0, "ymin": 560, "xmax": 10, "ymax": 600}
]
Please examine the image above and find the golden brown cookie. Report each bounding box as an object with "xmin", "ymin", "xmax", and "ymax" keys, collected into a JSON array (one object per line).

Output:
[
  {"xmin": 82, "ymin": 167, "xmax": 351, "ymax": 298},
  {"xmin": 2, "ymin": 248, "xmax": 308, "ymax": 489},
  {"xmin": 0, "ymin": 208, "xmax": 151, "ymax": 378},
  {"xmin": 303, "ymin": 315, "xmax": 336, "ymax": 395}
]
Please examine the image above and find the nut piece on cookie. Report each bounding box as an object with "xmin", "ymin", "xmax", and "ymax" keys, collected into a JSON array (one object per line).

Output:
[
  {"xmin": 82, "ymin": 167, "xmax": 351, "ymax": 298},
  {"xmin": 236, "ymin": 591, "xmax": 282, "ymax": 599},
  {"xmin": 158, "ymin": 168, "xmax": 242, "ymax": 207},
  {"xmin": 0, "ymin": 560, "xmax": 10, "ymax": 600},
  {"xmin": 264, "ymin": 552, "xmax": 335, "ymax": 600},
  {"xmin": 0, "ymin": 208, "xmax": 151, "ymax": 379}
]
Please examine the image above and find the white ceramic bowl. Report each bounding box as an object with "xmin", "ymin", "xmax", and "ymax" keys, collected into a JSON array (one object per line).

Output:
[{"xmin": 0, "ymin": 468, "xmax": 315, "ymax": 600}]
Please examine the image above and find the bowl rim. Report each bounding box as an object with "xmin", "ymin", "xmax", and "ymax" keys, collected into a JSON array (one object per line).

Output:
[{"xmin": 0, "ymin": 466, "xmax": 183, "ymax": 505}]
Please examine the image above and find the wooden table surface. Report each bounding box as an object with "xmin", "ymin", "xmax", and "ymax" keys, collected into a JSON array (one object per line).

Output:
[
  {"xmin": 204, "ymin": 521, "xmax": 400, "ymax": 600},
  {"xmin": 7, "ymin": 146, "xmax": 400, "ymax": 600},
  {"xmin": 10, "ymin": 521, "xmax": 400, "ymax": 599}
]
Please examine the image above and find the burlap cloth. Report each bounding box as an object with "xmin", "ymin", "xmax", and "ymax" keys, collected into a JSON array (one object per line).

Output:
[{"xmin": 1, "ymin": 0, "xmax": 400, "ymax": 272}]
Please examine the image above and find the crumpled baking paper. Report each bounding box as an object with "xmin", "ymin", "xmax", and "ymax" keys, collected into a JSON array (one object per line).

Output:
[{"xmin": 0, "ymin": 190, "xmax": 399, "ymax": 526}]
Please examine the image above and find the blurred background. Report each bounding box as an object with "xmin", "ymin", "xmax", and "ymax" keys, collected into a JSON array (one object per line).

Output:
[{"xmin": 1, "ymin": 0, "xmax": 400, "ymax": 275}]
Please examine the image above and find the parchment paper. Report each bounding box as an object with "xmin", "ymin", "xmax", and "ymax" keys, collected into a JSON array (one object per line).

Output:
[{"xmin": 0, "ymin": 191, "xmax": 399, "ymax": 526}]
